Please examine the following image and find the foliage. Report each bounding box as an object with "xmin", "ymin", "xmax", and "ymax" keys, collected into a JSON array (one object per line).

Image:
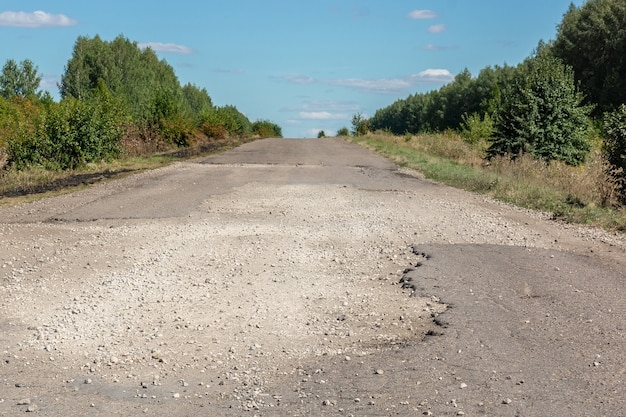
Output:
[
  {"xmin": 351, "ymin": 113, "xmax": 369, "ymax": 136},
  {"xmin": 0, "ymin": 59, "xmax": 42, "ymax": 99},
  {"xmin": 460, "ymin": 112, "xmax": 494, "ymax": 144},
  {"xmin": 6, "ymin": 85, "xmax": 125, "ymax": 170},
  {"xmin": 181, "ymin": 83, "xmax": 213, "ymax": 123},
  {"xmin": 60, "ymin": 35, "xmax": 184, "ymax": 125},
  {"xmin": 200, "ymin": 105, "xmax": 251, "ymax": 139},
  {"xmin": 336, "ymin": 127, "xmax": 350, "ymax": 137},
  {"xmin": 369, "ymin": 65, "xmax": 516, "ymax": 135},
  {"xmin": 252, "ymin": 120, "xmax": 282, "ymax": 138},
  {"xmin": 552, "ymin": 0, "xmax": 626, "ymax": 115},
  {"xmin": 603, "ymin": 104, "xmax": 626, "ymax": 202},
  {"xmin": 317, "ymin": 130, "xmax": 326, "ymax": 138},
  {"xmin": 487, "ymin": 52, "xmax": 592, "ymax": 165}
]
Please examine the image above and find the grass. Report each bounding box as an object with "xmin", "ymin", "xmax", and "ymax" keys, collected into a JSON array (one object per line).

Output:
[
  {"xmin": 350, "ymin": 132, "xmax": 626, "ymax": 232},
  {"xmin": 0, "ymin": 136, "xmax": 240, "ymax": 207}
]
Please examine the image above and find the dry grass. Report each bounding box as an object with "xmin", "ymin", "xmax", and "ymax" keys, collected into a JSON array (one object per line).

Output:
[{"xmin": 351, "ymin": 132, "xmax": 626, "ymax": 231}]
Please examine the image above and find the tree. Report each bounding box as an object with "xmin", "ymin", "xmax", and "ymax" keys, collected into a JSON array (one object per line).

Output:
[
  {"xmin": 0, "ymin": 59, "xmax": 42, "ymax": 99},
  {"xmin": 181, "ymin": 83, "xmax": 213, "ymax": 122},
  {"xmin": 60, "ymin": 35, "xmax": 184, "ymax": 125},
  {"xmin": 351, "ymin": 113, "xmax": 369, "ymax": 136},
  {"xmin": 487, "ymin": 52, "xmax": 592, "ymax": 165},
  {"xmin": 552, "ymin": 0, "xmax": 626, "ymax": 115}
]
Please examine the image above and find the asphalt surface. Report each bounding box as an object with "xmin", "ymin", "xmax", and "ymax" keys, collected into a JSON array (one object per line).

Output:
[{"xmin": 0, "ymin": 137, "xmax": 624, "ymax": 416}]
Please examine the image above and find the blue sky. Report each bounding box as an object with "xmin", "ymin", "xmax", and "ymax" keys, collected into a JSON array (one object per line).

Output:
[{"xmin": 1, "ymin": 1, "xmax": 584, "ymax": 138}]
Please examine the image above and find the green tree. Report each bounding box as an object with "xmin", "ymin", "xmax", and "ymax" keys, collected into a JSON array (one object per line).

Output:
[
  {"xmin": 181, "ymin": 83, "xmax": 213, "ymax": 122},
  {"xmin": 0, "ymin": 59, "xmax": 42, "ymax": 99},
  {"xmin": 487, "ymin": 52, "xmax": 592, "ymax": 165},
  {"xmin": 60, "ymin": 35, "xmax": 185, "ymax": 125},
  {"xmin": 351, "ymin": 113, "xmax": 369, "ymax": 136},
  {"xmin": 552, "ymin": 0, "xmax": 626, "ymax": 115}
]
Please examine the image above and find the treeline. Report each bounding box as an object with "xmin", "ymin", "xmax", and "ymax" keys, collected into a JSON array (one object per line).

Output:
[
  {"xmin": 0, "ymin": 34, "xmax": 282, "ymax": 171},
  {"xmin": 367, "ymin": 0, "xmax": 626, "ymax": 201}
]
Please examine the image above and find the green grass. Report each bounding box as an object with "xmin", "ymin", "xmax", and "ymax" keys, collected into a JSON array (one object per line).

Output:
[
  {"xmin": 0, "ymin": 138, "xmax": 239, "ymax": 207},
  {"xmin": 350, "ymin": 133, "xmax": 626, "ymax": 232}
]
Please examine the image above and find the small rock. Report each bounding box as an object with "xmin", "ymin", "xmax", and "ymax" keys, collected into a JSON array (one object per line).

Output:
[
  {"xmin": 502, "ymin": 398, "xmax": 512, "ymax": 404},
  {"xmin": 375, "ymin": 369, "xmax": 384, "ymax": 375},
  {"xmin": 460, "ymin": 383, "xmax": 467, "ymax": 389},
  {"xmin": 17, "ymin": 399, "xmax": 31, "ymax": 405},
  {"xmin": 173, "ymin": 393, "xmax": 180, "ymax": 399},
  {"xmin": 26, "ymin": 404, "xmax": 39, "ymax": 412},
  {"xmin": 84, "ymin": 378, "xmax": 92, "ymax": 384}
]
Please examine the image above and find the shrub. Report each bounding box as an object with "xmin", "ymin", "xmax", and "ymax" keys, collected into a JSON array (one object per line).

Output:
[
  {"xmin": 252, "ymin": 120, "xmax": 282, "ymax": 138},
  {"xmin": 603, "ymin": 104, "xmax": 626, "ymax": 202},
  {"xmin": 6, "ymin": 89, "xmax": 124, "ymax": 170},
  {"xmin": 460, "ymin": 112, "xmax": 494, "ymax": 144},
  {"xmin": 336, "ymin": 127, "xmax": 349, "ymax": 136},
  {"xmin": 488, "ymin": 53, "xmax": 592, "ymax": 165},
  {"xmin": 317, "ymin": 130, "xmax": 326, "ymax": 138},
  {"xmin": 199, "ymin": 106, "xmax": 251, "ymax": 138},
  {"xmin": 351, "ymin": 113, "xmax": 370, "ymax": 136}
]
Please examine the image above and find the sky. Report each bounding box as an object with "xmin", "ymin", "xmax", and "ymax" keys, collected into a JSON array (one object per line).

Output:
[{"xmin": 1, "ymin": 1, "xmax": 585, "ymax": 138}]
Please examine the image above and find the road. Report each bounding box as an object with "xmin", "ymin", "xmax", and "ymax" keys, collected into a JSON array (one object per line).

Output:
[{"xmin": 1, "ymin": 138, "xmax": 624, "ymax": 416}]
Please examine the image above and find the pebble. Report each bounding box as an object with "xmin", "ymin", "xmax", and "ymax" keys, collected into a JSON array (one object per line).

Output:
[
  {"xmin": 26, "ymin": 404, "xmax": 39, "ymax": 412},
  {"xmin": 17, "ymin": 399, "xmax": 31, "ymax": 405},
  {"xmin": 375, "ymin": 369, "xmax": 384, "ymax": 375}
]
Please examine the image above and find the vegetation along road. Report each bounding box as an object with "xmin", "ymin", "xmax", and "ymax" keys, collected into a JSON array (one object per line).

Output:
[{"xmin": 1, "ymin": 138, "xmax": 624, "ymax": 416}]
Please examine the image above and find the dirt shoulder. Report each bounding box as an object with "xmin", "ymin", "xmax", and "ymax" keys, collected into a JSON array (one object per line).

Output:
[{"xmin": 1, "ymin": 138, "xmax": 624, "ymax": 416}]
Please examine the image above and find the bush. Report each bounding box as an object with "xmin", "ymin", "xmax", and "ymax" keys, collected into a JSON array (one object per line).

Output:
[
  {"xmin": 199, "ymin": 106, "xmax": 251, "ymax": 138},
  {"xmin": 336, "ymin": 127, "xmax": 349, "ymax": 136},
  {"xmin": 6, "ymin": 90, "xmax": 124, "ymax": 170},
  {"xmin": 603, "ymin": 104, "xmax": 626, "ymax": 202},
  {"xmin": 317, "ymin": 130, "xmax": 326, "ymax": 138},
  {"xmin": 460, "ymin": 112, "xmax": 494, "ymax": 144},
  {"xmin": 351, "ymin": 113, "xmax": 370, "ymax": 136},
  {"xmin": 488, "ymin": 53, "xmax": 592, "ymax": 165},
  {"xmin": 252, "ymin": 120, "xmax": 282, "ymax": 138}
]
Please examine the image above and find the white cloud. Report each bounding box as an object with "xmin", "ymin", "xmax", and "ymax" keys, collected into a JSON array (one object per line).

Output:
[
  {"xmin": 407, "ymin": 10, "xmax": 438, "ymax": 19},
  {"xmin": 428, "ymin": 24, "xmax": 446, "ymax": 34},
  {"xmin": 212, "ymin": 68, "xmax": 246, "ymax": 74},
  {"xmin": 279, "ymin": 71, "xmax": 453, "ymax": 95},
  {"xmin": 420, "ymin": 44, "xmax": 458, "ymax": 51},
  {"xmin": 283, "ymin": 99, "xmax": 361, "ymax": 113},
  {"xmin": 306, "ymin": 128, "xmax": 336, "ymax": 138},
  {"xmin": 327, "ymin": 72, "xmax": 453, "ymax": 93},
  {"xmin": 0, "ymin": 10, "xmax": 76, "ymax": 27},
  {"xmin": 411, "ymin": 69, "xmax": 454, "ymax": 83},
  {"xmin": 281, "ymin": 74, "xmax": 316, "ymax": 84},
  {"xmin": 328, "ymin": 77, "xmax": 412, "ymax": 93},
  {"xmin": 298, "ymin": 111, "xmax": 349, "ymax": 120},
  {"xmin": 138, "ymin": 42, "xmax": 194, "ymax": 55}
]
